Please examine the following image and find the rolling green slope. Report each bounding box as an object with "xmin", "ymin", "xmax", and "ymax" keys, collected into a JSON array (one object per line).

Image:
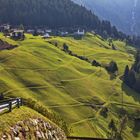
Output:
[
  {"xmin": 0, "ymin": 106, "xmax": 52, "ymax": 134},
  {"xmin": 0, "ymin": 33, "xmax": 139, "ymax": 139}
]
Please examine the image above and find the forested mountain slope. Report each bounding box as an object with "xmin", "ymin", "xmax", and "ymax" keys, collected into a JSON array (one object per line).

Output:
[
  {"xmin": 73, "ymin": 0, "xmax": 140, "ymax": 35},
  {"xmin": 0, "ymin": 0, "xmax": 126, "ymax": 40},
  {"xmin": 0, "ymin": 0, "xmax": 99, "ymax": 28}
]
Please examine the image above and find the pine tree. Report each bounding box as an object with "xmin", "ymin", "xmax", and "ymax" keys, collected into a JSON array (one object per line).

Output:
[
  {"xmin": 133, "ymin": 51, "xmax": 140, "ymax": 72},
  {"xmin": 91, "ymin": 60, "xmax": 101, "ymax": 67},
  {"xmin": 123, "ymin": 65, "xmax": 129, "ymax": 85},
  {"xmin": 33, "ymin": 29, "xmax": 38, "ymax": 36},
  {"xmin": 135, "ymin": 50, "xmax": 140, "ymax": 64},
  {"xmin": 128, "ymin": 70, "xmax": 136, "ymax": 87},
  {"xmin": 108, "ymin": 38, "xmax": 112, "ymax": 46},
  {"xmin": 119, "ymin": 115, "xmax": 128, "ymax": 137},
  {"xmin": 134, "ymin": 79, "xmax": 140, "ymax": 93},
  {"xmin": 108, "ymin": 119, "xmax": 117, "ymax": 138},
  {"xmin": 19, "ymin": 24, "xmax": 24, "ymax": 30},
  {"xmin": 107, "ymin": 61, "xmax": 118, "ymax": 73},
  {"xmin": 63, "ymin": 43, "xmax": 69, "ymax": 52}
]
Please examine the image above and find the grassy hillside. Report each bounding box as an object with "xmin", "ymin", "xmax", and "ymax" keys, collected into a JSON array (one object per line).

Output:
[
  {"xmin": 0, "ymin": 33, "xmax": 140, "ymax": 139},
  {"xmin": 0, "ymin": 106, "xmax": 53, "ymax": 134}
]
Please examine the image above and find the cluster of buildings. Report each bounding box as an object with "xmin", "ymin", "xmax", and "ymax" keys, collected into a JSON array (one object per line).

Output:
[
  {"xmin": 0, "ymin": 24, "xmax": 24, "ymax": 40},
  {"xmin": 0, "ymin": 24, "xmax": 86, "ymax": 40},
  {"xmin": 27, "ymin": 28, "xmax": 85, "ymax": 39}
]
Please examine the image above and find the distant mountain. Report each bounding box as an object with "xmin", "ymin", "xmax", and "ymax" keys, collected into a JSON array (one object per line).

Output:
[{"xmin": 72, "ymin": 0, "xmax": 140, "ymax": 35}]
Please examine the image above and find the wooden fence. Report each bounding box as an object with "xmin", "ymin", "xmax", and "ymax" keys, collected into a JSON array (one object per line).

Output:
[{"xmin": 0, "ymin": 98, "xmax": 22, "ymax": 113}]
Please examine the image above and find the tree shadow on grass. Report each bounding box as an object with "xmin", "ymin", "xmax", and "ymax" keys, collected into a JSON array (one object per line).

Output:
[
  {"xmin": 122, "ymin": 83, "xmax": 140, "ymax": 137},
  {"xmin": 121, "ymin": 82, "xmax": 140, "ymax": 103},
  {"xmin": 131, "ymin": 118, "xmax": 140, "ymax": 138}
]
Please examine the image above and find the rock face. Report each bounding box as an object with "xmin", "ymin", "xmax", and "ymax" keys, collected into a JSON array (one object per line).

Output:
[
  {"xmin": 1, "ymin": 118, "xmax": 67, "ymax": 140},
  {"xmin": 0, "ymin": 39, "xmax": 18, "ymax": 50}
]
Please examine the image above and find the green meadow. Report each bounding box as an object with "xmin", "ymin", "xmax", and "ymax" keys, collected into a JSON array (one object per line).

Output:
[{"xmin": 0, "ymin": 33, "xmax": 140, "ymax": 139}]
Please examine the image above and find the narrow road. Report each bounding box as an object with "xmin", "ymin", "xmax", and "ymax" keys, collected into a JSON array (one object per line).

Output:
[
  {"xmin": 48, "ymin": 102, "xmax": 104, "ymax": 109},
  {"xmin": 3, "ymin": 85, "xmax": 64, "ymax": 96}
]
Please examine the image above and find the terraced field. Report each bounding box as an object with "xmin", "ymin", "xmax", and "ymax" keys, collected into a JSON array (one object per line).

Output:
[{"xmin": 0, "ymin": 33, "xmax": 140, "ymax": 139}]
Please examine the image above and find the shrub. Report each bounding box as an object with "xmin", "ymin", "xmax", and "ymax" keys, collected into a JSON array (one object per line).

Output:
[
  {"xmin": 106, "ymin": 61, "xmax": 118, "ymax": 74},
  {"xmin": 63, "ymin": 43, "xmax": 69, "ymax": 52},
  {"xmin": 100, "ymin": 107, "xmax": 108, "ymax": 118},
  {"xmin": 91, "ymin": 60, "xmax": 101, "ymax": 67},
  {"xmin": 23, "ymin": 98, "xmax": 69, "ymax": 135}
]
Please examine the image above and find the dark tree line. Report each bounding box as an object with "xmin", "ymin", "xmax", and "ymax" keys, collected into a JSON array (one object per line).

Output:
[
  {"xmin": 0, "ymin": 0, "xmax": 140, "ymax": 46},
  {"xmin": 123, "ymin": 51, "xmax": 140, "ymax": 93},
  {"xmin": 0, "ymin": 0, "xmax": 100, "ymax": 28},
  {"xmin": 62, "ymin": 43, "xmax": 119, "ymax": 75},
  {"xmin": 62, "ymin": 43, "xmax": 90, "ymax": 63}
]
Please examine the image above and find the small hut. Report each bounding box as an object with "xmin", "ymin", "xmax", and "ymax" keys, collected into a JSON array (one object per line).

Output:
[{"xmin": 10, "ymin": 30, "xmax": 25, "ymax": 40}]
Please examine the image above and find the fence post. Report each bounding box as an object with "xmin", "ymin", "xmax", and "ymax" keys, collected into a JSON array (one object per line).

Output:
[
  {"xmin": 9, "ymin": 101, "xmax": 12, "ymax": 112},
  {"xmin": 17, "ymin": 98, "xmax": 20, "ymax": 108},
  {"xmin": 20, "ymin": 98, "xmax": 23, "ymax": 106}
]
